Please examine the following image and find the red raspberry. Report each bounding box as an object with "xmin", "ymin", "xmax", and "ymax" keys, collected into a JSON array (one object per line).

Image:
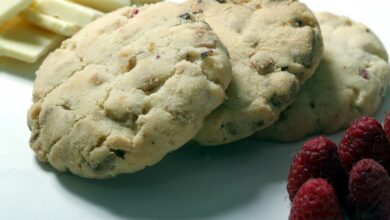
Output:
[
  {"xmin": 289, "ymin": 178, "xmax": 344, "ymax": 220},
  {"xmin": 383, "ymin": 111, "xmax": 390, "ymax": 142},
  {"xmin": 287, "ymin": 136, "xmax": 347, "ymax": 201},
  {"xmin": 347, "ymin": 159, "xmax": 390, "ymax": 220},
  {"xmin": 338, "ymin": 116, "xmax": 390, "ymax": 172}
]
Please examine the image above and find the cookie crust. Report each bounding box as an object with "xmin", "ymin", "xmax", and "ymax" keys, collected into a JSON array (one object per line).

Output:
[{"xmin": 27, "ymin": 2, "xmax": 232, "ymax": 178}]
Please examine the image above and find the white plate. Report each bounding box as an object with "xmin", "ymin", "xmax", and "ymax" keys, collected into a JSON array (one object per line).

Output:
[{"xmin": 1, "ymin": 1, "xmax": 389, "ymax": 219}]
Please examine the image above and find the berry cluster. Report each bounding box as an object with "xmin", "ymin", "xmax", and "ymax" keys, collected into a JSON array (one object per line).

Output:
[{"xmin": 288, "ymin": 115, "xmax": 390, "ymax": 220}]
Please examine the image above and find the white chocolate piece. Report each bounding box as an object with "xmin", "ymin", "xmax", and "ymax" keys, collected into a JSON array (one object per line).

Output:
[
  {"xmin": 21, "ymin": 8, "xmax": 80, "ymax": 36},
  {"xmin": 0, "ymin": 18, "xmax": 63, "ymax": 63},
  {"xmin": 0, "ymin": 0, "xmax": 33, "ymax": 25},
  {"xmin": 33, "ymin": 0, "xmax": 103, "ymax": 27},
  {"xmin": 71, "ymin": 0, "xmax": 130, "ymax": 12}
]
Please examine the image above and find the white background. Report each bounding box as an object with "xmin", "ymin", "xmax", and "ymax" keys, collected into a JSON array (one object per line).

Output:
[{"xmin": 1, "ymin": 1, "xmax": 390, "ymax": 219}]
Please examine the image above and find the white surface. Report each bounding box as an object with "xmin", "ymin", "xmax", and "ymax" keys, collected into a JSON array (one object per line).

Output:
[{"xmin": 1, "ymin": 1, "xmax": 390, "ymax": 219}]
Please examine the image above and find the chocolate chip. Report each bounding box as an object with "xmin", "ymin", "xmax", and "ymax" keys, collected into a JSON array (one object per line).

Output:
[
  {"xmin": 216, "ymin": 0, "xmax": 225, "ymax": 3},
  {"xmin": 179, "ymin": 13, "xmax": 191, "ymax": 20},
  {"xmin": 281, "ymin": 66, "xmax": 288, "ymax": 71}
]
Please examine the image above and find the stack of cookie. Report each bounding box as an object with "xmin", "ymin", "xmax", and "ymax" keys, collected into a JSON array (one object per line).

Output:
[{"xmin": 27, "ymin": 0, "xmax": 390, "ymax": 178}]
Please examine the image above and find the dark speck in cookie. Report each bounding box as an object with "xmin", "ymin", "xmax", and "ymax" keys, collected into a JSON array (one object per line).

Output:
[
  {"xmin": 112, "ymin": 149, "xmax": 126, "ymax": 159},
  {"xmin": 200, "ymin": 49, "xmax": 213, "ymax": 59},
  {"xmin": 131, "ymin": 9, "xmax": 139, "ymax": 18},
  {"xmin": 179, "ymin": 13, "xmax": 191, "ymax": 20},
  {"xmin": 271, "ymin": 97, "xmax": 282, "ymax": 107},
  {"xmin": 256, "ymin": 120, "xmax": 264, "ymax": 127},
  {"xmin": 360, "ymin": 69, "xmax": 369, "ymax": 80},
  {"xmin": 294, "ymin": 18, "xmax": 304, "ymax": 27}
]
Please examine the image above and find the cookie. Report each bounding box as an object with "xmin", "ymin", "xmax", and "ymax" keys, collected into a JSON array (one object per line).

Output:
[
  {"xmin": 188, "ymin": 0, "xmax": 324, "ymax": 145},
  {"xmin": 27, "ymin": 2, "xmax": 232, "ymax": 178},
  {"xmin": 256, "ymin": 12, "xmax": 390, "ymax": 142}
]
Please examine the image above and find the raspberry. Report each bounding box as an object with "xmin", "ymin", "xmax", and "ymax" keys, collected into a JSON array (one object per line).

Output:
[
  {"xmin": 383, "ymin": 111, "xmax": 390, "ymax": 142},
  {"xmin": 338, "ymin": 116, "xmax": 390, "ymax": 172},
  {"xmin": 287, "ymin": 136, "xmax": 347, "ymax": 201},
  {"xmin": 347, "ymin": 159, "xmax": 390, "ymax": 220},
  {"xmin": 289, "ymin": 178, "xmax": 344, "ymax": 220}
]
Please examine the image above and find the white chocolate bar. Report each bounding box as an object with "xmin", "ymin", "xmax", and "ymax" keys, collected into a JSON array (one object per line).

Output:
[
  {"xmin": 0, "ymin": 18, "xmax": 63, "ymax": 63},
  {"xmin": 21, "ymin": 8, "xmax": 80, "ymax": 36},
  {"xmin": 0, "ymin": 0, "xmax": 33, "ymax": 25},
  {"xmin": 33, "ymin": 0, "xmax": 103, "ymax": 27},
  {"xmin": 71, "ymin": 0, "xmax": 131, "ymax": 12}
]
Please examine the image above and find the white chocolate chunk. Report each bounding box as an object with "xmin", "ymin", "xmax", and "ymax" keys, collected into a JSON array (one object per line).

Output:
[
  {"xmin": 71, "ymin": 0, "xmax": 131, "ymax": 12},
  {"xmin": 21, "ymin": 8, "xmax": 80, "ymax": 36},
  {"xmin": 0, "ymin": 0, "xmax": 33, "ymax": 25},
  {"xmin": 0, "ymin": 18, "xmax": 64, "ymax": 63},
  {"xmin": 33, "ymin": 0, "xmax": 103, "ymax": 27}
]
